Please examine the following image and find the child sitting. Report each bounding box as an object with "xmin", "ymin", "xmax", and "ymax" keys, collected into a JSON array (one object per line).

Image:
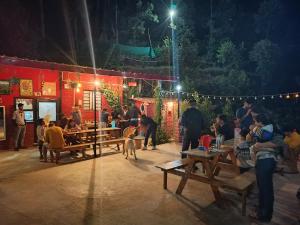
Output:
[
  {"xmin": 247, "ymin": 114, "xmax": 274, "ymax": 165},
  {"xmin": 36, "ymin": 119, "xmax": 46, "ymax": 160},
  {"xmin": 235, "ymin": 128, "xmax": 252, "ymax": 171}
]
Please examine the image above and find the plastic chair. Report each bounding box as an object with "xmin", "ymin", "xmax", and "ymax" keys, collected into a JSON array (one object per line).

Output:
[{"xmin": 200, "ymin": 135, "xmax": 212, "ymax": 149}]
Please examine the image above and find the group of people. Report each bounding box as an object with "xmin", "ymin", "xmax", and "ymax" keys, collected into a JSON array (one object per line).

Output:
[
  {"xmin": 12, "ymin": 101, "xmax": 158, "ymax": 161},
  {"xmin": 180, "ymin": 97, "xmax": 300, "ymax": 223},
  {"xmin": 100, "ymin": 103, "xmax": 158, "ymax": 150}
]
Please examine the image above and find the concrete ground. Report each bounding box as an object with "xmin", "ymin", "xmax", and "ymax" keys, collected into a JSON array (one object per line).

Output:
[{"xmin": 0, "ymin": 143, "xmax": 299, "ymax": 225}]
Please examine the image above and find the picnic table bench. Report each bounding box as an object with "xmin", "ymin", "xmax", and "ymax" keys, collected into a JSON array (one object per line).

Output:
[
  {"xmin": 50, "ymin": 138, "xmax": 126, "ymax": 163},
  {"xmin": 155, "ymin": 147, "xmax": 256, "ymax": 215}
]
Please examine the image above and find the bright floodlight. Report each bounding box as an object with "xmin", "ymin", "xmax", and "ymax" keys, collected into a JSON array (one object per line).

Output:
[
  {"xmin": 94, "ymin": 80, "xmax": 100, "ymax": 86},
  {"xmin": 169, "ymin": 9, "xmax": 176, "ymax": 18},
  {"xmin": 176, "ymin": 84, "xmax": 182, "ymax": 91}
]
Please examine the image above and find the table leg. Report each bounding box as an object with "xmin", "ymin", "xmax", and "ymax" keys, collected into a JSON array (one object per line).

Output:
[
  {"xmin": 203, "ymin": 159, "xmax": 223, "ymax": 204},
  {"xmin": 163, "ymin": 171, "xmax": 168, "ymax": 189},
  {"xmin": 228, "ymin": 151, "xmax": 240, "ymax": 175},
  {"xmin": 176, "ymin": 161, "xmax": 194, "ymax": 195}
]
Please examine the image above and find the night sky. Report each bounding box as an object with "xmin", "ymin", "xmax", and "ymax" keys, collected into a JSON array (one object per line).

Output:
[{"xmin": 0, "ymin": 0, "xmax": 300, "ymax": 91}]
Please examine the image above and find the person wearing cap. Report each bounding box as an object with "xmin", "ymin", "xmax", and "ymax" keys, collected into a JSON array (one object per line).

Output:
[
  {"xmin": 180, "ymin": 98, "xmax": 203, "ymax": 158},
  {"xmin": 12, "ymin": 103, "xmax": 26, "ymax": 150}
]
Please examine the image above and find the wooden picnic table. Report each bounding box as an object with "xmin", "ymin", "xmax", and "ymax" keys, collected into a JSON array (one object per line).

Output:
[
  {"xmin": 65, "ymin": 127, "xmax": 121, "ymax": 135},
  {"xmin": 176, "ymin": 146, "xmax": 239, "ymax": 205}
]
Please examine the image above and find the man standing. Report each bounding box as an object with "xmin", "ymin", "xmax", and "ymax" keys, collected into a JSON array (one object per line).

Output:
[
  {"xmin": 12, "ymin": 103, "xmax": 26, "ymax": 150},
  {"xmin": 236, "ymin": 99, "xmax": 253, "ymax": 130},
  {"xmin": 100, "ymin": 108, "xmax": 109, "ymax": 127},
  {"xmin": 180, "ymin": 98, "xmax": 203, "ymax": 158},
  {"xmin": 129, "ymin": 102, "xmax": 141, "ymax": 127},
  {"xmin": 71, "ymin": 105, "xmax": 82, "ymax": 126},
  {"xmin": 141, "ymin": 115, "xmax": 157, "ymax": 150}
]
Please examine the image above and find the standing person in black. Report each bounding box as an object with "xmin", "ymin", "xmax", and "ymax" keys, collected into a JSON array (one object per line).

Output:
[
  {"xmin": 181, "ymin": 98, "xmax": 203, "ymax": 158},
  {"xmin": 141, "ymin": 114, "xmax": 158, "ymax": 150},
  {"xmin": 236, "ymin": 99, "xmax": 253, "ymax": 130},
  {"xmin": 128, "ymin": 102, "xmax": 141, "ymax": 127}
]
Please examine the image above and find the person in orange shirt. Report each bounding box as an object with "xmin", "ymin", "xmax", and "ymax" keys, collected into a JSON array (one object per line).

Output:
[
  {"xmin": 283, "ymin": 125, "xmax": 300, "ymax": 150},
  {"xmin": 44, "ymin": 122, "xmax": 66, "ymax": 162},
  {"xmin": 282, "ymin": 125, "xmax": 300, "ymax": 174}
]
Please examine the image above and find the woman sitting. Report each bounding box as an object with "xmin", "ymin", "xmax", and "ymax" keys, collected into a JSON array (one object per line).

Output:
[{"xmin": 64, "ymin": 119, "xmax": 81, "ymax": 145}]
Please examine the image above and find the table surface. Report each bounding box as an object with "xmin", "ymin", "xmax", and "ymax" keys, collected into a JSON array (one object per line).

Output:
[
  {"xmin": 183, "ymin": 149, "xmax": 219, "ymax": 158},
  {"xmin": 66, "ymin": 127, "xmax": 121, "ymax": 135}
]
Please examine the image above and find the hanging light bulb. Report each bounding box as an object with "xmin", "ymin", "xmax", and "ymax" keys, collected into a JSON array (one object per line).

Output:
[
  {"xmin": 279, "ymin": 94, "xmax": 283, "ymax": 98},
  {"xmin": 286, "ymin": 94, "xmax": 290, "ymax": 99},
  {"xmin": 219, "ymin": 97, "xmax": 222, "ymax": 100},
  {"xmin": 232, "ymin": 97, "xmax": 235, "ymax": 101},
  {"xmin": 213, "ymin": 96, "xmax": 216, "ymax": 99},
  {"xmin": 271, "ymin": 96, "xmax": 274, "ymax": 99},
  {"xmin": 76, "ymin": 87, "xmax": 80, "ymax": 93},
  {"xmin": 240, "ymin": 97, "xmax": 242, "ymax": 100},
  {"xmin": 254, "ymin": 96, "xmax": 257, "ymax": 100},
  {"xmin": 208, "ymin": 96, "xmax": 210, "ymax": 99},
  {"xmin": 77, "ymin": 83, "xmax": 82, "ymax": 88},
  {"xmin": 295, "ymin": 93, "xmax": 299, "ymax": 98},
  {"xmin": 262, "ymin": 96, "xmax": 265, "ymax": 100}
]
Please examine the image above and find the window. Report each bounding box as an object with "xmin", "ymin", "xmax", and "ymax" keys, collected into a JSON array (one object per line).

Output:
[{"xmin": 83, "ymin": 90, "xmax": 101, "ymax": 110}]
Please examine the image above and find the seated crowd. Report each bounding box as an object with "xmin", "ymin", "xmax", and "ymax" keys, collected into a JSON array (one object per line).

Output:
[
  {"xmin": 36, "ymin": 102, "xmax": 158, "ymax": 162},
  {"xmin": 180, "ymin": 97, "xmax": 300, "ymax": 223}
]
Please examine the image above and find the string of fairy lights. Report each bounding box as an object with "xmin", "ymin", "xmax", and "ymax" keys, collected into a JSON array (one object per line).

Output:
[{"xmin": 159, "ymin": 90, "xmax": 300, "ymax": 101}]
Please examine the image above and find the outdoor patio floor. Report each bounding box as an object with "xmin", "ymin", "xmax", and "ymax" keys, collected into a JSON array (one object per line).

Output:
[{"xmin": 0, "ymin": 143, "xmax": 299, "ymax": 225}]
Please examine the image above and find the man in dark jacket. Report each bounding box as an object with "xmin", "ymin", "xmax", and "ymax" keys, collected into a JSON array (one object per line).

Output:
[
  {"xmin": 141, "ymin": 115, "xmax": 157, "ymax": 150},
  {"xmin": 181, "ymin": 98, "xmax": 203, "ymax": 158}
]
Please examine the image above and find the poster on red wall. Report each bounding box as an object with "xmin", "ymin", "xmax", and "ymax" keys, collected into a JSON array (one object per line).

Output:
[
  {"xmin": 20, "ymin": 79, "xmax": 33, "ymax": 96},
  {"xmin": 42, "ymin": 82, "xmax": 56, "ymax": 96}
]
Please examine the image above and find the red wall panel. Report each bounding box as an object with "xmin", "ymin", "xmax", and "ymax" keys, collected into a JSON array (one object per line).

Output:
[{"xmin": 0, "ymin": 67, "xmax": 123, "ymax": 150}]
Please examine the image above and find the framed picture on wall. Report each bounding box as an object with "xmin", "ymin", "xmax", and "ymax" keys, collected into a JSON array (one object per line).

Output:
[
  {"xmin": 15, "ymin": 98, "xmax": 33, "ymax": 110},
  {"xmin": 20, "ymin": 79, "xmax": 33, "ymax": 96},
  {"xmin": 42, "ymin": 82, "xmax": 56, "ymax": 96},
  {"xmin": 0, "ymin": 80, "xmax": 10, "ymax": 95}
]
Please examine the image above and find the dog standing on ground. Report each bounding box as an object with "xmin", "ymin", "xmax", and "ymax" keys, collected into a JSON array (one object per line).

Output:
[{"xmin": 123, "ymin": 126, "xmax": 137, "ymax": 160}]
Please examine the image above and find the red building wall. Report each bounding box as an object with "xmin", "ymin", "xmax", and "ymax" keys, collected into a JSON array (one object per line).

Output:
[
  {"xmin": 0, "ymin": 66, "xmax": 123, "ymax": 150},
  {"xmin": 0, "ymin": 64, "xmax": 60, "ymax": 150}
]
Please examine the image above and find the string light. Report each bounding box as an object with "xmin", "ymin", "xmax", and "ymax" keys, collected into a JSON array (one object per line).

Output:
[{"xmin": 158, "ymin": 89, "xmax": 300, "ymax": 101}]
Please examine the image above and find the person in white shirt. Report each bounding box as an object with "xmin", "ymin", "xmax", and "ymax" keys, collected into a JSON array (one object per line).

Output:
[
  {"xmin": 36, "ymin": 119, "xmax": 46, "ymax": 159},
  {"xmin": 12, "ymin": 103, "xmax": 26, "ymax": 150}
]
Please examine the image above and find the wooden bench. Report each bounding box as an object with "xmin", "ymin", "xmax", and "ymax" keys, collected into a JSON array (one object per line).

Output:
[
  {"xmin": 96, "ymin": 138, "xmax": 126, "ymax": 156},
  {"xmin": 155, "ymin": 159, "xmax": 192, "ymax": 189},
  {"xmin": 51, "ymin": 143, "xmax": 91, "ymax": 164},
  {"xmin": 216, "ymin": 172, "xmax": 256, "ymax": 215},
  {"xmin": 82, "ymin": 134, "xmax": 109, "ymax": 142}
]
